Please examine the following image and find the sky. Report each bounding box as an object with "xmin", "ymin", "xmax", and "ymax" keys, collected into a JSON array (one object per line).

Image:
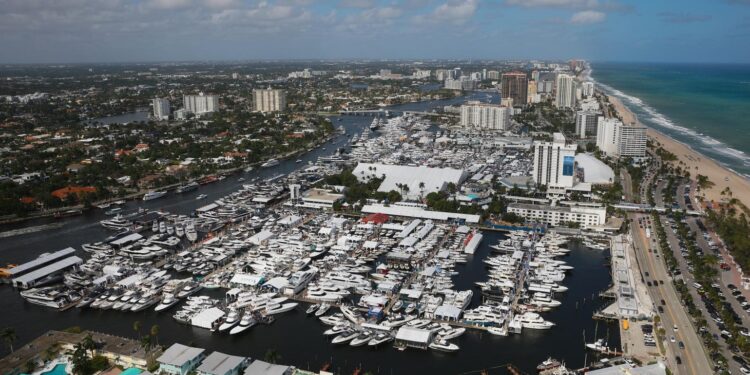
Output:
[{"xmin": 0, "ymin": 0, "xmax": 749, "ymax": 64}]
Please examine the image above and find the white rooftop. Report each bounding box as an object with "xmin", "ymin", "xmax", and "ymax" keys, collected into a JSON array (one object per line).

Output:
[
  {"xmin": 158, "ymin": 343, "xmax": 205, "ymax": 366},
  {"xmin": 576, "ymin": 153, "xmax": 615, "ymax": 184},
  {"xmin": 352, "ymin": 163, "xmax": 467, "ymax": 200}
]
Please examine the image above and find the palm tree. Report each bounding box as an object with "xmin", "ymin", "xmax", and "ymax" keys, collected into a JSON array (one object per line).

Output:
[
  {"xmin": 81, "ymin": 334, "xmax": 97, "ymax": 358},
  {"xmin": 150, "ymin": 325, "xmax": 160, "ymax": 349},
  {"xmin": 264, "ymin": 349, "xmax": 281, "ymax": 364},
  {"xmin": 133, "ymin": 320, "xmax": 141, "ymax": 339},
  {"xmin": 0, "ymin": 327, "xmax": 17, "ymax": 353}
]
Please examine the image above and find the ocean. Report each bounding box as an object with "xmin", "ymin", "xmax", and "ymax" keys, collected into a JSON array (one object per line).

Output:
[{"xmin": 589, "ymin": 62, "xmax": 750, "ymax": 177}]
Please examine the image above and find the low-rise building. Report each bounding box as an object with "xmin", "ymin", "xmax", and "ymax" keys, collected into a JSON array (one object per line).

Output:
[
  {"xmin": 157, "ymin": 343, "xmax": 206, "ymax": 375},
  {"xmin": 507, "ymin": 202, "xmax": 606, "ymax": 228},
  {"xmin": 196, "ymin": 351, "xmax": 246, "ymax": 375}
]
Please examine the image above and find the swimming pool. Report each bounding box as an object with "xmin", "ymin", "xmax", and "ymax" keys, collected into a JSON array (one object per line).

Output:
[
  {"xmin": 41, "ymin": 364, "xmax": 67, "ymax": 375},
  {"xmin": 120, "ymin": 368, "xmax": 142, "ymax": 375}
]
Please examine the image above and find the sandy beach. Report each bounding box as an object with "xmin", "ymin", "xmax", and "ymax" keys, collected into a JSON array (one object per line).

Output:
[{"xmin": 608, "ymin": 95, "xmax": 750, "ymax": 209}]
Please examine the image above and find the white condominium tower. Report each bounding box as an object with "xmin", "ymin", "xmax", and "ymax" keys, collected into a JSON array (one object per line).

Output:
[
  {"xmin": 460, "ymin": 101, "xmax": 511, "ymax": 130},
  {"xmin": 581, "ymin": 81, "xmax": 595, "ymax": 97},
  {"xmin": 555, "ymin": 74, "xmax": 577, "ymax": 109},
  {"xmin": 575, "ymin": 110, "xmax": 600, "ymax": 138},
  {"xmin": 184, "ymin": 93, "xmax": 219, "ymax": 115},
  {"xmin": 152, "ymin": 98, "xmax": 170, "ymax": 120},
  {"xmin": 253, "ymin": 88, "xmax": 287, "ymax": 112},
  {"xmin": 596, "ymin": 117, "xmax": 647, "ymax": 157},
  {"xmin": 532, "ymin": 133, "xmax": 577, "ymax": 188}
]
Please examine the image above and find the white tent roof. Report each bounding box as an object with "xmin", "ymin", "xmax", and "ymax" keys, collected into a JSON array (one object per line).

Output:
[
  {"xmin": 352, "ymin": 163, "xmax": 467, "ymax": 200},
  {"xmin": 191, "ymin": 307, "xmax": 225, "ymax": 329},
  {"xmin": 395, "ymin": 326, "xmax": 432, "ymax": 343}
]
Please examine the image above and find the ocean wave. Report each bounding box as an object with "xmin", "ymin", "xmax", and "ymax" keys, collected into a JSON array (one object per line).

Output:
[{"xmin": 590, "ymin": 76, "xmax": 750, "ymax": 168}]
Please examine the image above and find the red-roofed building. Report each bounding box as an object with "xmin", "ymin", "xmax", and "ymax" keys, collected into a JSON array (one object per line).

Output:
[
  {"xmin": 51, "ymin": 186, "xmax": 97, "ymax": 200},
  {"xmin": 19, "ymin": 197, "xmax": 36, "ymax": 205},
  {"xmin": 362, "ymin": 213, "xmax": 389, "ymax": 224}
]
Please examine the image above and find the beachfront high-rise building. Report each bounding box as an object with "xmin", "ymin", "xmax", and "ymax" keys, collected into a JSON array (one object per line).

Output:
[
  {"xmin": 184, "ymin": 93, "xmax": 219, "ymax": 115},
  {"xmin": 575, "ymin": 110, "xmax": 600, "ymax": 138},
  {"xmin": 532, "ymin": 132, "xmax": 577, "ymax": 188},
  {"xmin": 581, "ymin": 82, "xmax": 595, "ymax": 97},
  {"xmin": 486, "ymin": 70, "xmax": 501, "ymax": 80},
  {"xmin": 460, "ymin": 101, "xmax": 510, "ymax": 130},
  {"xmin": 596, "ymin": 118, "xmax": 647, "ymax": 157},
  {"xmin": 253, "ymin": 88, "xmax": 287, "ymax": 112},
  {"xmin": 501, "ymin": 72, "xmax": 528, "ymax": 106},
  {"xmin": 555, "ymin": 74, "xmax": 576, "ymax": 109},
  {"xmin": 152, "ymin": 98, "xmax": 170, "ymax": 120}
]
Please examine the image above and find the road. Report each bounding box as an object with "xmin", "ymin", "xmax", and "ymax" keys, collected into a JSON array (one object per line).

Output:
[
  {"xmin": 652, "ymin": 174, "xmax": 750, "ymax": 373},
  {"xmin": 630, "ymin": 213, "xmax": 714, "ymax": 375}
]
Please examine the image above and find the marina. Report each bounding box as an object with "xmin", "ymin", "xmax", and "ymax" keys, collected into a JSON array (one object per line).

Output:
[{"xmin": 0, "ymin": 96, "xmax": 618, "ymax": 374}]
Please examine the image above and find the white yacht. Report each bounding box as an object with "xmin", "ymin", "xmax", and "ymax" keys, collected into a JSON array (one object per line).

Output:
[
  {"xmin": 517, "ymin": 312, "xmax": 555, "ymax": 329},
  {"xmin": 229, "ymin": 313, "xmax": 256, "ymax": 335},
  {"xmin": 142, "ymin": 191, "xmax": 167, "ymax": 201}
]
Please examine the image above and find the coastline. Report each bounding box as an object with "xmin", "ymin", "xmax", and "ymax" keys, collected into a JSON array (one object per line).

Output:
[{"xmin": 607, "ymin": 95, "xmax": 750, "ymax": 208}]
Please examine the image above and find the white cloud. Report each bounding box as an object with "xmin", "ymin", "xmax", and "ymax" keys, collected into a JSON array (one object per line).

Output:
[
  {"xmin": 143, "ymin": 0, "xmax": 191, "ymax": 10},
  {"xmin": 570, "ymin": 10, "xmax": 605, "ymax": 24},
  {"xmin": 413, "ymin": 0, "xmax": 478, "ymax": 25},
  {"xmin": 339, "ymin": 0, "xmax": 375, "ymax": 8},
  {"xmin": 506, "ymin": 0, "xmax": 598, "ymax": 7}
]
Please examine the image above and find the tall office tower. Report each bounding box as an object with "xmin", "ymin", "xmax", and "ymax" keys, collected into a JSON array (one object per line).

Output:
[
  {"xmin": 253, "ymin": 88, "xmax": 287, "ymax": 112},
  {"xmin": 531, "ymin": 70, "xmax": 540, "ymax": 82},
  {"xmin": 184, "ymin": 93, "xmax": 219, "ymax": 115},
  {"xmin": 575, "ymin": 110, "xmax": 600, "ymax": 138},
  {"xmin": 554, "ymin": 74, "xmax": 576, "ymax": 109},
  {"xmin": 501, "ymin": 72, "xmax": 528, "ymax": 106},
  {"xmin": 581, "ymin": 81, "xmax": 595, "ymax": 97},
  {"xmin": 152, "ymin": 98, "xmax": 170, "ymax": 120},
  {"xmin": 486, "ymin": 70, "xmax": 501, "ymax": 80},
  {"xmin": 532, "ymin": 133, "xmax": 577, "ymax": 188},
  {"xmin": 460, "ymin": 101, "xmax": 511, "ymax": 130},
  {"xmin": 596, "ymin": 117, "xmax": 647, "ymax": 157}
]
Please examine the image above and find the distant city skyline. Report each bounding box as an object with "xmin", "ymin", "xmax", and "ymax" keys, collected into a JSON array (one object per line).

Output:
[{"xmin": 1, "ymin": 0, "xmax": 749, "ymax": 64}]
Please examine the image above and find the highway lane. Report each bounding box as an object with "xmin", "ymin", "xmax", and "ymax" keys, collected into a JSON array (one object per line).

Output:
[
  {"xmin": 655, "ymin": 174, "xmax": 749, "ymax": 373},
  {"xmin": 630, "ymin": 213, "xmax": 713, "ymax": 374}
]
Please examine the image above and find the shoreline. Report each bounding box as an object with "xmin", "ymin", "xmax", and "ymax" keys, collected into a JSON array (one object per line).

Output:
[
  {"xmin": 0, "ymin": 129, "xmax": 339, "ymax": 227},
  {"xmin": 606, "ymin": 94, "xmax": 750, "ymax": 208}
]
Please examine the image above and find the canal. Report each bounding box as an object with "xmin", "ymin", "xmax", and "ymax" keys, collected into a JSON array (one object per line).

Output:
[{"xmin": 0, "ymin": 93, "xmax": 618, "ymax": 374}]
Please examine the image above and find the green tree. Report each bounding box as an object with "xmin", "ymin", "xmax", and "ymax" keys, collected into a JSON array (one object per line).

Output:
[
  {"xmin": 0, "ymin": 327, "xmax": 17, "ymax": 353},
  {"xmin": 264, "ymin": 349, "xmax": 281, "ymax": 364},
  {"xmin": 150, "ymin": 324, "xmax": 160, "ymax": 348}
]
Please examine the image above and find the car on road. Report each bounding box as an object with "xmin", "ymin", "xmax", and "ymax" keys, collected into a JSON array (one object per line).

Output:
[
  {"xmin": 670, "ymin": 336, "xmax": 676, "ymax": 342},
  {"xmin": 661, "ymin": 299, "xmax": 666, "ymax": 305},
  {"xmin": 675, "ymin": 356, "xmax": 682, "ymax": 365},
  {"xmin": 673, "ymin": 324, "xmax": 678, "ymax": 331},
  {"xmin": 658, "ymin": 306, "xmax": 664, "ymax": 313},
  {"xmin": 678, "ymin": 341, "xmax": 685, "ymax": 349}
]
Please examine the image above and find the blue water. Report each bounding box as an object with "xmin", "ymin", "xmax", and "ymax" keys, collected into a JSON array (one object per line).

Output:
[
  {"xmin": 590, "ymin": 62, "xmax": 750, "ymax": 177},
  {"xmin": 120, "ymin": 368, "xmax": 141, "ymax": 375},
  {"xmin": 42, "ymin": 364, "xmax": 67, "ymax": 375}
]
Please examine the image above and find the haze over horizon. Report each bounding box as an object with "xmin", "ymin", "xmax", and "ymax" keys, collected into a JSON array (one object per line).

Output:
[{"xmin": 1, "ymin": 0, "xmax": 750, "ymax": 64}]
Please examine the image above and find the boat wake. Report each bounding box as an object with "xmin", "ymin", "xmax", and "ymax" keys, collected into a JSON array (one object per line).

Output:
[{"xmin": 589, "ymin": 74, "xmax": 750, "ymax": 172}]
